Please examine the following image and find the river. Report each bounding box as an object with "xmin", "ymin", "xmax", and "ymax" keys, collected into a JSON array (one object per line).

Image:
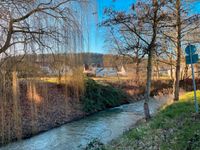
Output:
[{"xmin": 0, "ymin": 96, "xmax": 171, "ymax": 150}]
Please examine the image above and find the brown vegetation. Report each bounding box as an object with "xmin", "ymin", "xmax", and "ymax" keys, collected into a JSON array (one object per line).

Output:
[{"xmin": 0, "ymin": 80, "xmax": 84, "ymax": 146}]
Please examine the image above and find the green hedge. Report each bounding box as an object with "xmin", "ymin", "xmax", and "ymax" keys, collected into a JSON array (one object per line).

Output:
[{"xmin": 81, "ymin": 79, "xmax": 128, "ymax": 113}]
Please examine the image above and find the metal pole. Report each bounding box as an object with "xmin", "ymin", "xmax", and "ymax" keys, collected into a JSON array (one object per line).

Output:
[{"xmin": 190, "ymin": 48, "xmax": 199, "ymax": 113}]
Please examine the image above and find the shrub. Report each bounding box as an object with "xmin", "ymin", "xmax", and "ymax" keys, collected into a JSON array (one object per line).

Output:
[
  {"xmin": 81, "ymin": 79, "xmax": 128, "ymax": 113},
  {"xmin": 84, "ymin": 139, "xmax": 106, "ymax": 150}
]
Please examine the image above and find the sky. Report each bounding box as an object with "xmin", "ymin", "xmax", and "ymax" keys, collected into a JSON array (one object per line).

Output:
[
  {"xmin": 88, "ymin": 0, "xmax": 200, "ymax": 54},
  {"xmin": 88, "ymin": 0, "xmax": 135, "ymax": 54}
]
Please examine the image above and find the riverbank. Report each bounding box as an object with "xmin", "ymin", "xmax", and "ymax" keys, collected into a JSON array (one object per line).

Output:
[
  {"xmin": 0, "ymin": 94, "xmax": 172, "ymax": 150},
  {"xmin": 0, "ymin": 78, "xmax": 129, "ymax": 147},
  {"xmin": 0, "ymin": 77, "xmax": 177, "ymax": 147},
  {"xmin": 103, "ymin": 91, "xmax": 200, "ymax": 150}
]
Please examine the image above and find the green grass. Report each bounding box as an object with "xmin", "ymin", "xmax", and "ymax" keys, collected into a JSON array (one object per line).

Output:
[{"xmin": 106, "ymin": 91, "xmax": 200, "ymax": 150}]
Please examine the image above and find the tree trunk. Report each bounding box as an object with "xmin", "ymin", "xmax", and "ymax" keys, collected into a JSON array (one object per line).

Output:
[
  {"xmin": 144, "ymin": 48, "xmax": 153, "ymax": 120},
  {"xmin": 135, "ymin": 60, "xmax": 140, "ymax": 83},
  {"xmin": 195, "ymin": 64, "xmax": 199, "ymax": 78},
  {"xmin": 144, "ymin": 0, "xmax": 158, "ymax": 120},
  {"xmin": 170, "ymin": 65, "xmax": 173, "ymax": 80},
  {"xmin": 144, "ymin": 102, "xmax": 150, "ymax": 120},
  {"xmin": 184, "ymin": 65, "xmax": 188, "ymax": 79},
  {"xmin": 173, "ymin": 0, "xmax": 181, "ymax": 101},
  {"xmin": 58, "ymin": 70, "xmax": 61, "ymax": 85},
  {"xmin": 156, "ymin": 59, "xmax": 159, "ymax": 80},
  {"xmin": 146, "ymin": 50, "xmax": 153, "ymax": 100},
  {"xmin": 169, "ymin": 53, "xmax": 174, "ymax": 80},
  {"xmin": 183, "ymin": 64, "xmax": 188, "ymax": 90}
]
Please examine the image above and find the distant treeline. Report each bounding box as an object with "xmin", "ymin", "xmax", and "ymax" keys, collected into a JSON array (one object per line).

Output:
[{"xmin": 1, "ymin": 52, "xmax": 139, "ymax": 67}]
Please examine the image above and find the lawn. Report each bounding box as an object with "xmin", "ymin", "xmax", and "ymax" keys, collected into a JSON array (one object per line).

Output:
[{"xmin": 105, "ymin": 91, "xmax": 200, "ymax": 150}]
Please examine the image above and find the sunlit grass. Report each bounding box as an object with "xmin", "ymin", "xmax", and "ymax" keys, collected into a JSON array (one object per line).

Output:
[
  {"xmin": 32, "ymin": 76, "xmax": 71, "ymax": 84},
  {"xmin": 28, "ymin": 75, "xmax": 82, "ymax": 84},
  {"xmin": 179, "ymin": 90, "xmax": 200, "ymax": 103},
  {"xmin": 92, "ymin": 76, "xmax": 171, "ymax": 83},
  {"xmin": 92, "ymin": 76, "xmax": 133, "ymax": 82},
  {"xmin": 34, "ymin": 75, "xmax": 171, "ymax": 84},
  {"xmin": 40, "ymin": 77, "xmax": 59, "ymax": 83}
]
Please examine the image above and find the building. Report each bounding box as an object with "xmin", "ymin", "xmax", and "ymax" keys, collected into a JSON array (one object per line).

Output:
[{"xmin": 83, "ymin": 64, "xmax": 127, "ymax": 77}]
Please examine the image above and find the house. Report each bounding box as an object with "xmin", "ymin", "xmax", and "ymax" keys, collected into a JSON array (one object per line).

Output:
[
  {"xmin": 37, "ymin": 62, "xmax": 73, "ymax": 76},
  {"xmin": 83, "ymin": 64, "xmax": 127, "ymax": 77},
  {"xmin": 117, "ymin": 66, "xmax": 127, "ymax": 76},
  {"xmin": 83, "ymin": 64, "xmax": 96, "ymax": 76},
  {"xmin": 96, "ymin": 67, "xmax": 118, "ymax": 77}
]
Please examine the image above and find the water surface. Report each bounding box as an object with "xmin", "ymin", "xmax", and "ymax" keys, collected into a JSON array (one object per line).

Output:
[{"xmin": 0, "ymin": 98, "xmax": 167, "ymax": 150}]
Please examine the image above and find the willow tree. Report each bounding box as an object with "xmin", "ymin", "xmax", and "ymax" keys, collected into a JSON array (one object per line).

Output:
[
  {"xmin": 0, "ymin": 0, "xmax": 94, "ymax": 92},
  {"xmin": 0, "ymin": 0, "xmax": 90, "ymax": 55},
  {"xmin": 0, "ymin": 0, "xmax": 96, "ymax": 145}
]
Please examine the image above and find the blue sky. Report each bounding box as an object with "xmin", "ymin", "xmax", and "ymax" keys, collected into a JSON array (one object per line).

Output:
[
  {"xmin": 88, "ymin": 0, "xmax": 135, "ymax": 54},
  {"xmin": 88, "ymin": 0, "xmax": 200, "ymax": 54}
]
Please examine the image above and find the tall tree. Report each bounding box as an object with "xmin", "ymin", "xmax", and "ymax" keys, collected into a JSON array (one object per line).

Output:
[
  {"xmin": 105, "ymin": 26, "xmax": 146, "ymax": 82},
  {"xmin": 162, "ymin": 0, "xmax": 200, "ymax": 101},
  {"xmin": 174, "ymin": 0, "xmax": 182, "ymax": 101},
  {"xmin": 103, "ymin": 0, "xmax": 168, "ymax": 119}
]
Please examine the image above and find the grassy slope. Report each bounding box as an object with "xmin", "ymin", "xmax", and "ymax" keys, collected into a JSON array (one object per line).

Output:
[{"xmin": 107, "ymin": 91, "xmax": 200, "ymax": 150}]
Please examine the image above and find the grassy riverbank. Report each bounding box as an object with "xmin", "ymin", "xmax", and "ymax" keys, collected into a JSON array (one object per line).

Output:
[
  {"xmin": 85, "ymin": 91, "xmax": 200, "ymax": 150},
  {"xmin": 107, "ymin": 91, "xmax": 200, "ymax": 150}
]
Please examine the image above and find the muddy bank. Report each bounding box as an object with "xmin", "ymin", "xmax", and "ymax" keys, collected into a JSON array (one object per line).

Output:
[{"xmin": 0, "ymin": 81, "xmax": 85, "ymax": 146}]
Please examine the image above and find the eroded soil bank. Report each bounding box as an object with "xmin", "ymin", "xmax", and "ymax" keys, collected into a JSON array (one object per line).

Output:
[
  {"xmin": 0, "ymin": 78, "xmax": 175, "ymax": 147},
  {"xmin": 0, "ymin": 95, "xmax": 172, "ymax": 150}
]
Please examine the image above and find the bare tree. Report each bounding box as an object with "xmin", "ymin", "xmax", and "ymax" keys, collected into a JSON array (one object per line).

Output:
[
  {"xmin": 105, "ymin": 26, "xmax": 146, "ymax": 82},
  {"xmin": 103, "ymin": 0, "xmax": 169, "ymax": 119},
  {"xmin": 161, "ymin": 0, "xmax": 200, "ymax": 101}
]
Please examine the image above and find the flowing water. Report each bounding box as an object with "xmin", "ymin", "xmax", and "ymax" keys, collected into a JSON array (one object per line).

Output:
[{"xmin": 0, "ymin": 97, "xmax": 171, "ymax": 150}]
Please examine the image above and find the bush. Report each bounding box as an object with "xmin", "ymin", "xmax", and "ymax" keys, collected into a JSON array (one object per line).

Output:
[
  {"xmin": 81, "ymin": 79, "xmax": 128, "ymax": 113},
  {"xmin": 150, "ymin": 79, "xmax": 173, "ymax": 96},
  {"xmin": 84, "ymin": 139, "xmax": 106, "ymax": 150}
]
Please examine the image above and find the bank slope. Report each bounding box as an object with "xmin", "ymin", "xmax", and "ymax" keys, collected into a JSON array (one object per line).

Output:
[{"xmin": 107, "ymin": 91, "xmax": 200, "ymax": 150}]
